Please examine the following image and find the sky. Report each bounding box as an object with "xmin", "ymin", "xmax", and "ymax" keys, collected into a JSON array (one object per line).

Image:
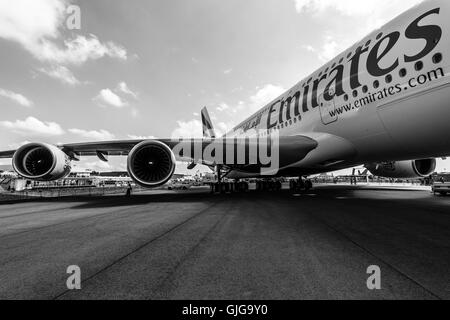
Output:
[{"xmin": 0, "ymin": 0, "xmax": 449, "ymax": 174}]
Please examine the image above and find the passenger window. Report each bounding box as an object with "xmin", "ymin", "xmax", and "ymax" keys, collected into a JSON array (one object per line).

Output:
[
  {"xmin": 415, "ymin": 61, "xmax": 423, "ymax": 71},
  {"xmin": 433, "ymin": 53, "xmax": 442, "ymax": 64},
  {"xmin": 385, "ymin": 74, "xmax": 393, "ymax": 83},
  {"xmin": 373, "ymin": 80, "xmax": 380, "ymax": 89}
]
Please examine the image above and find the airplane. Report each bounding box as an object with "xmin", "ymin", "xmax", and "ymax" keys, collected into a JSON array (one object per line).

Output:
[{"xmin": 1, "ymin": 0, "xmax": 449, "ymax": 194}]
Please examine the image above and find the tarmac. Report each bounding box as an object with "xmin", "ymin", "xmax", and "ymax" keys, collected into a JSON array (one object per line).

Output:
[{"xmin": 0, "ymin": 185, "xmax": 448, "ymax": 300}]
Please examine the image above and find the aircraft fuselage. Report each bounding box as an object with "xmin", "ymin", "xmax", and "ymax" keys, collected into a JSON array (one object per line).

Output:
[{"xmin": 228, "ymin": 0, "xmax": 450, "ymax": 177}]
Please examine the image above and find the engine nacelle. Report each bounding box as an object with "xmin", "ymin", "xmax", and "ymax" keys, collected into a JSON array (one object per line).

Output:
[
  {"xmin": 366, "ymin": 159, "xmax": 436, "ymax": 179},
  {"xmin": 12, "ymin": 143, "xmax": 71, "ymax": 181},
  {"xmin": 127, "ymin": 141, "xmax": 176, "ymax": 188}
]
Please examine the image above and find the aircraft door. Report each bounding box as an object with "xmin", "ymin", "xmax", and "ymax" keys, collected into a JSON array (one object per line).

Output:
[{"xmin": 318, "ymin": 90, "xmax": 337, "ymax": 125}]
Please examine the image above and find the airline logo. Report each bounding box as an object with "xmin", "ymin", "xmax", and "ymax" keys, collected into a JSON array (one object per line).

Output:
[{"xmin": 256, "ymin": 7, "xmax": 445, "ymax": 131}]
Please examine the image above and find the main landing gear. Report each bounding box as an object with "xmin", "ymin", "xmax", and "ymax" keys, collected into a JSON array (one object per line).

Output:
[
  {"xmin": 255, "ymin": 180, "xmax": 282, "ymax": 192},
  {"xmin": 210, "ymin": 165, "xmax": 249, "ymax": 194},
  {"xmin": 289, "ymin": 177, "xmax": 313, "ymax": 194},
  {"xmin": 210, "ymin": 181, "xmax": 249, "ymax": 194}
]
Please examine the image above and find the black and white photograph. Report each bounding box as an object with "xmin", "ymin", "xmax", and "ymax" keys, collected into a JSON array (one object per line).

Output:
[{"xmin": 0, "ymin": 0, "xmax": 449, "ymax": 307}]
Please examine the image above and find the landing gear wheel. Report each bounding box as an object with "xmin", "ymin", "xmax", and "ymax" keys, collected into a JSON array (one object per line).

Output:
[
  {"xmin": 305, "ymin": 180, "xmax": 313, "ymax": 191},
  {"xmin": 275, "ymin": 181, "xmax": 282, "ymax": 192},
  {"xmin": 289, "ymin": 180, "xmax": 296, "ymax": 192},
  {"xmin": 290, "ymin": 177, "xmax": 307, "ymax": 194}
]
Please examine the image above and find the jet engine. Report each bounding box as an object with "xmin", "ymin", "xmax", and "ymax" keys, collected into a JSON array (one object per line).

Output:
[
  {"xmin": 127, "ymin": 141, "xmax": 176, "ymax": 188},
  {"xmin": 366, "ymin": 159, "xmax": 436, "ymax": 179},
  {"xmin": 12, "ymin": 143, "xmax": 71, "ymax": 181}
]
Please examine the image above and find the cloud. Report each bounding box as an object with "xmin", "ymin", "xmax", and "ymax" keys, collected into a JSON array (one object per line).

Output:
[
  {"xmin": 295, "ymin": 0, "xmax": 371, "ymax": 15},
  {"xmin": 17, "ymin": 34, "xmax": 128, "ymax": 66},
  {"xmin": 224, "ymin": 84, "xmax": 285, "ymax": 116},
  {"xmin": 216, "ymin": 103, "xmax": 230, "ymax": 112},
  {"xmin": 8, "ymin": 141, "xmax": 31, "ymax": 149},
  {"xmin": 303, "ymin": 45, "xmax": 315, "ymax": 53},
  {"xmin": 221, "ymin": 84, "xmax": 285, "ymax": 118},
  {"xmin": 0, "ymin": 0, "xmax": 64, "ymax": 44},
  {"xmin": 131, "ymin": 108, "xmax": 139, "ymax": 118},
  {"xmin": 94, "ymin": 89, "xmax": 128, "ymax": 108},
  {"xmin": 294, "ymin": 0, "xmax": 421, "ymax": 18},
  {"xmin": 223, "ymin": 69, "xmax": 233, "ymax": 75},
  {"xmin": 193, "ymin": 84, "xmax": 286, "ymax": 135},
  {"xmin": 0, "ymin": 88, "xmax": 33, "ymax": 107},
  {"xmin": 171, "ymin": 86, "xmax": 285, "ymax": 139},
  {"xmin": 117, "ymin": 82, "xmax": 138, "ymax": 99},
  {"xmin": 0, "ymin": 116, "xmax": 64, "ymax": 136},
  {"xmin": 171, "ymin": 119, "xmax": 202, "ymax": 139},
  {"xmin": 215, "ymin": 121, "xmax": 234, "ymax": 137},
  {"xmin": 226, "ymin": 84, "xmax": 285, "ymax": 124},
  {"xmin": 211, "ymin": 84, "xmax": 285, "ymax": 130},
  {"xmin": 38, "ymin": 65, "xmax": 81, "ymax": 85},
  {"xmin": 303, "ymin": 35, "xmax": 342, "ymax": 63},
  {"xmin": 94, "ymin": 83, "xmax": 138, "ymax": 111},
  {"xmin": 231, "ymin": 86, "xmax": 244, "ymax": 93},
  {"xmin": 296, "ymin": 0, "xmax": 423, "ymax": 63},
  {"xmin": 317, "ymin": 37, "xmax": 340, "ymax": 62},
  {"xmin": 127, "ymin": 135, "xmax": 156, "ymax": 140},
  {"xmin": 248, "ymin": 84, "xmax": 285, "ymax": 111},
  {"xmin": 0, "ymin": 0, "xmax": 127, "ymax": 65},
  {"xmin": 71, "ymin": 157, "xmax": 128, "ymax": 172},
  {"xmin": 69, "ymin": 128, "xmax": 115, "ymax": 140},
  {"xmin": 36, "ymin": 35, "xmax": 127, "ymax": 65}
]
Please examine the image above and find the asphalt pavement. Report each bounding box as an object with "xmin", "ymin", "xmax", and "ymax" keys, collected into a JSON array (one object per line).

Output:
[{"xmin": 0, "ymin": 185, "xmax": 448, "ymax": 300}]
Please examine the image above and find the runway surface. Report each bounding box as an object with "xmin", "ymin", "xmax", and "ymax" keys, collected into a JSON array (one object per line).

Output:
[{"xmin": 0, "ymin": 186, "xmax": 449, "ymax": 300}]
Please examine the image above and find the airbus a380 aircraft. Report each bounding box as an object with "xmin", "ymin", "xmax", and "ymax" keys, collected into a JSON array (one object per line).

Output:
[{"xmin": 1, "ymin": 0, "xmax": 449, "ymax": 192}]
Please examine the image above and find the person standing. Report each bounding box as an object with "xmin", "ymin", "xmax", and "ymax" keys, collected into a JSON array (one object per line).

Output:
[{"xmin": 126, "ymin": 182, "xmax": 132, "ymax": 197}]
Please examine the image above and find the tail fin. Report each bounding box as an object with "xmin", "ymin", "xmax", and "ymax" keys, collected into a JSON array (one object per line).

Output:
[{"xmin": 201, "ymin": 107, "xmax": 216, "ymax": 139}]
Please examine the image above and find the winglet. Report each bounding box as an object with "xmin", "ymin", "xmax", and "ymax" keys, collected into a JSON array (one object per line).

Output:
[{"xmin": 201, "ymin": 107, "xmax": 216, "ymax": 139}]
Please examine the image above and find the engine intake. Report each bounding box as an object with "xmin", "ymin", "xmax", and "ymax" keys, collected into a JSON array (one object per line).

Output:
[
  {"xmin": 12, "ymin": 143, "xmax": 71, "ymax": 181},
  {"xmin": 127, "ymin": 141, "xmax": 176, "ymax": 188},
  {"xmin": 413, "ymin": 159, "xmax": 436, "ymax": 177},
  {"xmin": 366, "ymin": 159, "xmax": 436, "ymax": 179}
]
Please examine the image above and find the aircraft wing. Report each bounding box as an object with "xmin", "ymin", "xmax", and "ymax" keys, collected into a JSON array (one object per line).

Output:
[
  {"xmin": 0, "ymin": 136, "xmax": 318, "ymax": 169},
  {"xmin": 0, "ymin": 141, "xmax": 139, "ymax": 159},
  {"xmin": 0, "ymin": 139, "xmax": 187, "ymax": 159},
  {"xmin": 0, "ymin": 150, "xmax": 16, "ymax": 158}
]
